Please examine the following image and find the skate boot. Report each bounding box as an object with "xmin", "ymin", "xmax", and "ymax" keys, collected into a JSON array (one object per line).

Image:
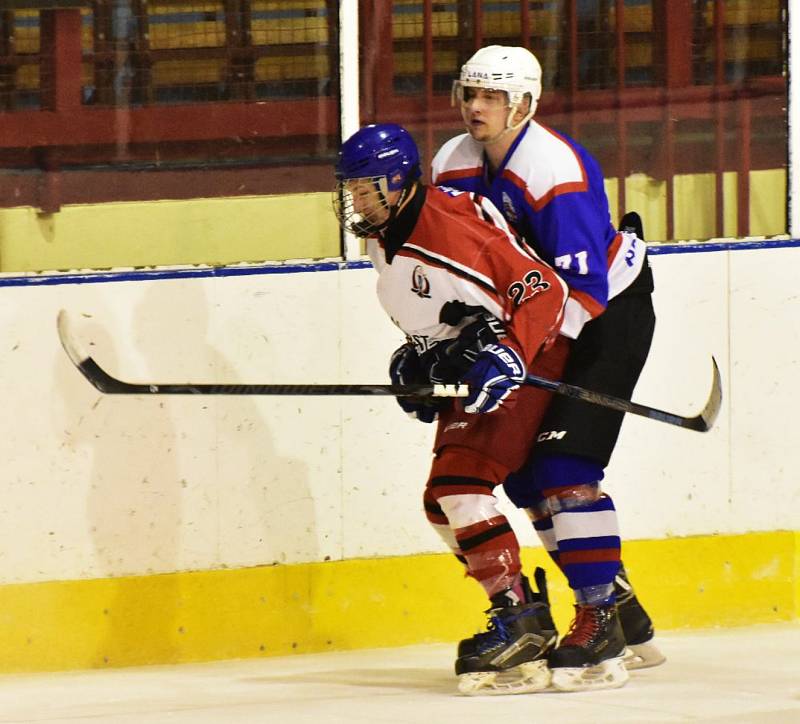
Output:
[
  {"xmin": 615, "ymin": 564, "xmax": 666, "ymax": 670},
  {"xmin": 454, "ymin": 578, "xmax": 557, "ymax": 696},
  {"xmin": 457, "ymin": 567, "xmax": 556, "ymax": 659},
  {"xmin": 549, "ymin": 602, "xmax": 629, "ymax": 692}
]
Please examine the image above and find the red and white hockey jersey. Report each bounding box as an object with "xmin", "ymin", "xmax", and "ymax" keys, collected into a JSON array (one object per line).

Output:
[{"xmin": 368, "ymin": 185, "xmax": 568, "ymax": 367}]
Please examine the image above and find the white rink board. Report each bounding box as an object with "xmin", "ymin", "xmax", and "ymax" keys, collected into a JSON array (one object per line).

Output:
[{"xmin": 0, "ymin": 245, "xmax": 797, "ymax": 585}]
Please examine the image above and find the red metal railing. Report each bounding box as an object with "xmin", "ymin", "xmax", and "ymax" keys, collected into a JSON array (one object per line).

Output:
[
  {"xmin": 0, "ymin": 0, "xmax": 788, "ymax": 241},
  {"xmin": 0, "ymin": 3, "xmax": 340, "ymax": 211},
  {"xmin": 360, "ymin": 0, "xmax": 786, "ymax": 240}
]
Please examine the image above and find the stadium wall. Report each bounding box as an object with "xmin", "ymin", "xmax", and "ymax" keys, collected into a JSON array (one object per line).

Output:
[
  {"xmin": 0, "ymin": 168, "xmax": 786, "ymax": 272},
  {"xmin": 0, "ymin": 242, "xmax": 796, "ymax": 672}
]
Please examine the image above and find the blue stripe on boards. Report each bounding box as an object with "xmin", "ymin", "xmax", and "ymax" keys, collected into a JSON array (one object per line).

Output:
[
  {"xmin": 0, "ymin": 260, "xmax": 372, "ymax": 289},
  {"xmin": 647, "ymin": 238, "xmax": 800, "ymax": 255},
  {"xmin": 1, "ymin": 238, "xmax": 797, "ymax": 289}
]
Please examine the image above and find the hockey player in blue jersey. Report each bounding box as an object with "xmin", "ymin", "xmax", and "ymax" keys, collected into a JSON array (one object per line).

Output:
[{"xmin": 433, "ymin": 45, "xmax": 663, "ymax": 691}]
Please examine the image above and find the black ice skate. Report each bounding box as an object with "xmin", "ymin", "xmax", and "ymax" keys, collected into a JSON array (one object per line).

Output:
[
  {"xmin": 549, "ymin": 602, "xmax": 629, "ymax": 692},
  {"xmin": 455, "ymin": 572, "xmax": 557, "ymax": 696},
  {"xmin": 615, "ymin": 564, "xmax": 666, "ymax": 670},
  {"xmin": 457, "ymin": 567, "xmax": 556, "ymax": 659}
]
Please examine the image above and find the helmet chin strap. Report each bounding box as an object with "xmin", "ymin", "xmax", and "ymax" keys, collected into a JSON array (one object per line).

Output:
[{"xmin": 507, "ymin": 104, "xmax": 536, "ymax": 131}]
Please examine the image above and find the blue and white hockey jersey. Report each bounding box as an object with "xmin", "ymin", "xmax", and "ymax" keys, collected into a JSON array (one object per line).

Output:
[{"xmin": 432, "ymin": 121, "xmax": 646, "ymax": 338}]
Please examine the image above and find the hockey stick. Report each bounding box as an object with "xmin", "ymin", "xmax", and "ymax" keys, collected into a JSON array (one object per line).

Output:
[
  {"xmin": 57, "ymin": 310, "xmax": 721, "ymax": 431},
  {"xmin": 522, "ymin": 360, "xmax": 721, "ymax": 432},
  {"xmin": 56, "ymin": 311, "xmax": 465, "ymax": 399}
]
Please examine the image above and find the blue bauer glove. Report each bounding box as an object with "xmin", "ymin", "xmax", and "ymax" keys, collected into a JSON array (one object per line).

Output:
[
  {"xmin": 389, "ymin": 344, "xmax": 441, "ymax": 423},
  {"xmin": 463, "ymin": 343, "xmax": 526, "ymax": 414}
]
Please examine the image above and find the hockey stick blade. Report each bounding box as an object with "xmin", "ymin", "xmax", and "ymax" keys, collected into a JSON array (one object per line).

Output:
[
  {"xmin": 523, "ymin": 356, "xmax": 722, "ymax": 432},
  {"xmin": 56, "ymin": 310, "xmax": 465, "ymax": 399},
  {"xmin": 57, "ymin": 310, "xmax": 721, "ymax": 430}
]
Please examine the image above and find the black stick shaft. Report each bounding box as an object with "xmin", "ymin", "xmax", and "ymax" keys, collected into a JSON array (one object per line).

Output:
[
  {"xmin": 523, "ymin": 372, "xmax": 719, "ymax": 431},
  {"xmin": 58, "ymin": 310, "xmax": 721, "ymax": 432},
  {"xmin": 76, "ymin": 356, "xmax": 720, "ymax": 431},
  {"xmin": 79, "ymin": 356, "xmax": 444, "ymax": 397}
]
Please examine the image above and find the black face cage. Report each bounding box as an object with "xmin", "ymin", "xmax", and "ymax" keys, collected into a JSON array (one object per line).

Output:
[{"xmin": 332, "ymin": 175, "xmax": 392, "ymax": 237}]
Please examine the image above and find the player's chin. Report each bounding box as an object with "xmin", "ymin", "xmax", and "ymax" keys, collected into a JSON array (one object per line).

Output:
[{"xmin": 467, "ymin": 124, "xmax": 490, "ymax": 140}]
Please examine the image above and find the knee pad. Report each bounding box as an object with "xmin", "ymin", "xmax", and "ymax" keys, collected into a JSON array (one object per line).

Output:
[
  {"xmin": 533, "ymin": 453, "xmax": 606, "ymax": 514},
  {"xmin": 427, "ymin": 447, "xmax": 507, "ymax": 530},
  {"xmin": 425, "ymin": 484, "xmax": 503, "ymax": 524},
  {"xmin": 435, "ymin": 491, "xmax": 503, "ymax": 530},
  {"xmin": 425, "ymin": 482, "xmax": 503, "ymax": 530},
  {"xmin": 506, "ymin": 453, "xmax": 605, "ymax": 516},
  {"xmin": 545, "ymin": 482, "xmax": 602, "ymax": 513}
]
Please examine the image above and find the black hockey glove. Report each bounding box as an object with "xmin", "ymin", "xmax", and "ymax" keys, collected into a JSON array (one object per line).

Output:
[
  {"xmin": 388, "ymin": 343, "xmax": 443, "ymax": 423},
  {"xmin": 420, "ymin": 311, "xmax": 506, "ymax": 384}
]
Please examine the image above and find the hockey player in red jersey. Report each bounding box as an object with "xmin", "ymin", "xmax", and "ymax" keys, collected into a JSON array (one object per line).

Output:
[
  {"xmin": 334, "ymin": 123, "xmax": 570, "ymax": 695},
  {"xmin": 433, "ymin": 45, "xmax": 663, "ymax": 690}
]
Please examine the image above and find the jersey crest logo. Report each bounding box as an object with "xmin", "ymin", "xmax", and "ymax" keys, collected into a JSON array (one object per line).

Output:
[
  {"xmin": 502, "ymin": 192, "xmax": 518, "ymax": 224},
  {"xmin": 411, "ymin": 265, "xmax": 431, "ymax": 298},
  {"xmin": 507, "ymin": 270, "xmax": 551, "ymax": 307}
]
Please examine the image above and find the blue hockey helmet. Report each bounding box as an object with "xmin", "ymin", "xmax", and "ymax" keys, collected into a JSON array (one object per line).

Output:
[
  {"xmin": 335, "ymin": 123, "xmax": 421, "ymax": 191},
  {"xmin": 333, "ymin": 124, "xmax": 422, "ymax": 236}
]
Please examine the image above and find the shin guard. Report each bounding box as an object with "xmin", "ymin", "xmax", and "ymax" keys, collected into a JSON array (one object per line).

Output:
[{"xmin": 427, "ymin": 447, "xmax": 521, "ymax": 598}]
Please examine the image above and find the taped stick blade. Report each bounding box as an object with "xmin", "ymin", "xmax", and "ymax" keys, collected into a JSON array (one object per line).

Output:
[
  {"xmin": 57, "ymin": 310, "xmax": 116, "ymax": 393},
  {"xmin": 696, "ymin": 356, "xmax": 723, "ymax": 432},
  {"xmin": 57, "ymin": 309, "xmax": 90, "ymax": 368}
]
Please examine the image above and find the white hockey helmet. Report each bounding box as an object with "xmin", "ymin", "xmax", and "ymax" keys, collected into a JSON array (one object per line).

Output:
[{"xmin": 453, "ymin": 45, "xmax": 543, "ymax": 132}]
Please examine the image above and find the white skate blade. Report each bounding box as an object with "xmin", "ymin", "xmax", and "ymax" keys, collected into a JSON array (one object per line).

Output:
[
  {"xmin": 457, "ymin": 659, "xmax": 551, "ymax": 696},
  {"xmin": 624, "ymin": 641, "xmax": 666, "ymax": 670},
  {"xmin": 550, "ymin": 655, "xmax": 629, "ymax": 692}
]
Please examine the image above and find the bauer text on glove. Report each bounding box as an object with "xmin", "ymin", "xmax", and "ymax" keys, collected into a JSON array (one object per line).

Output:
[{"xmin": 463, "ymin": 343, "xmax": 526, "ymax": 414}]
